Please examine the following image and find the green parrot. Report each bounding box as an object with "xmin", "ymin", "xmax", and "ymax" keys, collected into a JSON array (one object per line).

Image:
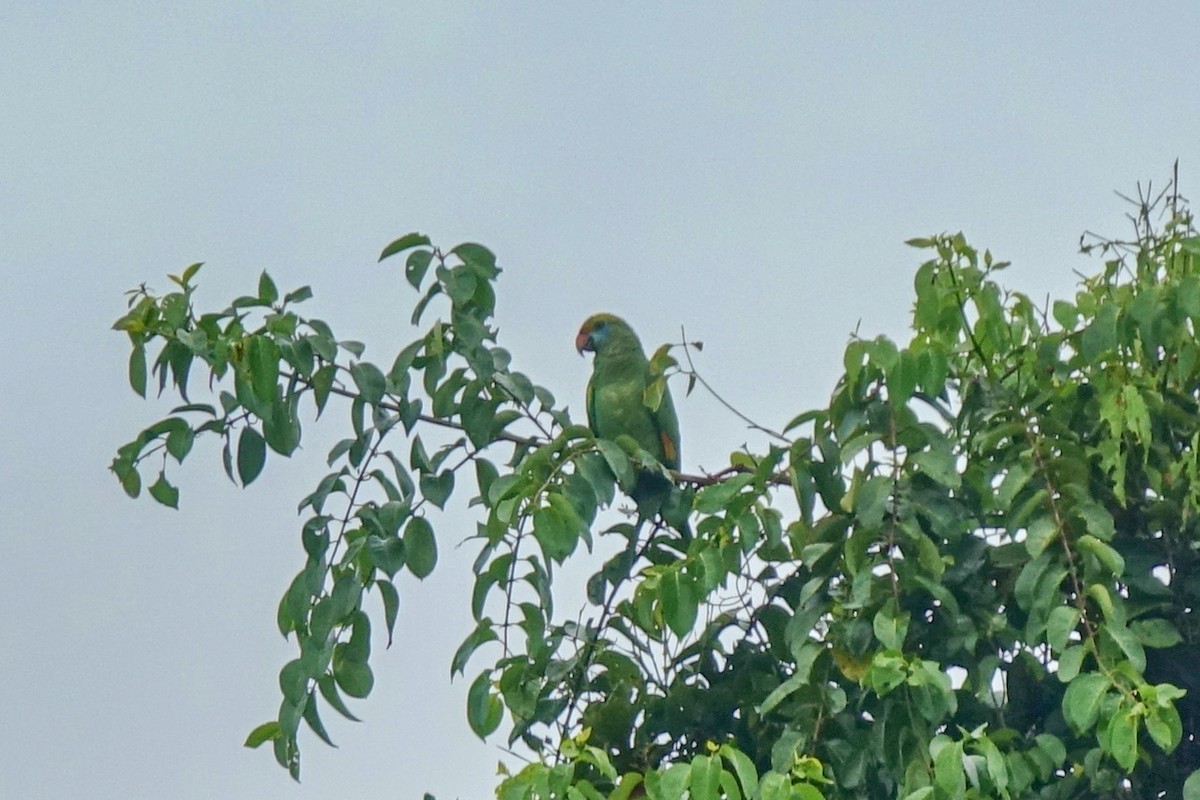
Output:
[{"xmin": 576, "ymin": 313, "xmax": 687, "ymax": 526}]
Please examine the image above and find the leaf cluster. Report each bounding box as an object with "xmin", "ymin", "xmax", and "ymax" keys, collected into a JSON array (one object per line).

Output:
[{"xmin": 113, "ymin": 189, "xmax": 1200, "ymax": 799}]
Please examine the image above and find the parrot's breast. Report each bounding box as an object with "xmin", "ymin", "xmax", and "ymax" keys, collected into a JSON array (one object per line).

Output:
[{"xmin": 591, "ymin": 379, "xmax": 663, "ymax": 460}]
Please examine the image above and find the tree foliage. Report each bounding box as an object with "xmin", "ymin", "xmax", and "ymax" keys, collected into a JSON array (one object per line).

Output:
[{"xmin": 113, "ymin": 186, "xmax": 1200, "ymax": 798}]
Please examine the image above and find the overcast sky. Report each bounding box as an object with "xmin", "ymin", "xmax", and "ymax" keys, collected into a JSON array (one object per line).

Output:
[{"xmin": 3, "ymin": 4, "xmax": 1199, "ymax": 799}]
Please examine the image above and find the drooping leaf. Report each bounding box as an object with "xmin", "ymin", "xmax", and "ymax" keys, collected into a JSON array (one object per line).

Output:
[
  {"xmin": 128, "ymin": 343, "xmax": 148, "ymax": 397},
  {"xmin": 403, "ymin": 517, "xmax": 437, "ymax": 579},
  {"xmin": 237, "ymin": 426, "xmax": 267, "ymax": 486},
  {"xmin": 467, "ymin": 670, "xmax": 502, "ymax": 739},
  {"xmin": 148, "ymin": 472, "xmax": 179, "ymax": 508},
  {"xmin": 379, "ymin": 232, "xmax": 432, "ymax": 262}
]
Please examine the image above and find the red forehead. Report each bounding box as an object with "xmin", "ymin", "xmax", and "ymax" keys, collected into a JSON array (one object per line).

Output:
[{"xmin": 580, "ymin": 313, "xmax": 619, "ymax": 334}]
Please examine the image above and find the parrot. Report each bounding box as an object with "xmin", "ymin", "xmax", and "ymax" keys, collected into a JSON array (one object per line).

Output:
[{"xmin": 575, "ymin": 313, "xmax": 688, "ymax": 529}]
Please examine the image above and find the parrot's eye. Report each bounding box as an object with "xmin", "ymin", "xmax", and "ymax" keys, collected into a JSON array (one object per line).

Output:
[{"xmin": 595, "ymin": 320, "xmax": 607, "ymax": 331}]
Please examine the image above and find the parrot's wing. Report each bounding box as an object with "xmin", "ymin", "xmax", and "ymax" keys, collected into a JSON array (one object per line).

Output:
[
  {"xmin": 651, "ymin": 380, "xmax": 681, "ymax": 471},
  {"xmin": 585, "ymin": 373, "xmax": 599, "ymax": 435}
]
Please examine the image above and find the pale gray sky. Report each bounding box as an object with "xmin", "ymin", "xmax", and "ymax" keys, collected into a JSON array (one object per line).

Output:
[{"xmin": 3, "ymin": 4, "xmax": 1198, "ymax": 799}]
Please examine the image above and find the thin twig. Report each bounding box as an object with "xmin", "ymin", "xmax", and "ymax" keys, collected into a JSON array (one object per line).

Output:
[{"xmin": 677, "ymin": 327, "xmax": 792, "ymax": 445}]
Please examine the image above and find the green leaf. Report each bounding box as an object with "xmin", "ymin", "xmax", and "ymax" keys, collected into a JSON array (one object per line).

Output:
[
  {"xmin": 453, "ymin": 242, "xmax": 499, "ymax": 277},
  {"xmin": 910, "ymin": 444, "xmax": 960, "ymax": 489},
  {"xmin": 1033, "ymin": 732, "xmax": 1066, "ymax": 767},
  {"xmin": 873, "ymin": 601, "xmax": 909, "ymax": 650},
  {"xmin": 791, "ymin": 785, "xmax": 823, "ymax": 800},
  {"xmin": 1045, "ymin": 605, "xmax": 1080, "ymax": 653},
  {"xmin": 149, "ymin": 472, "xmax": 179, "ymax": 509},
  {"xmin": 1184, "ymin": 769, "xmax": 1200, "ymax": 800},
  {"xmin": 1076, "ymin": 534, "xmax": 1124, "ymax": 576},
  {"xmin": 411, "ymin": 284, "xmax": 443, "ymax": 325},
  {"xmin": 258, "ymin": 271, "xmax": 279, "ymax": 304},
  {"xmin": 277, "ymin": 569, "xmax": 305, "ymax": 636},
  {"xmin": 690, "ymin": 755, "xmax": 720, "ymax": 800},
  {"xmin": 350, "ymin": 361, "xmax": 387, "ymax": 405},
  {"xmin": 719, "ymin": 745, "xmax": 758, "ymax": 798},
  {"xmin": 129, "ymin": 343, "xmax": 148, "ymax": 397},
  {"xmin": 660, "ymin": 569, "xmax": 696, "ymax": 638},
  {"xmin": 247, "ymin": 335, "xmax": 280, "ymax": 403},
  {"xmin": 165, "ymin": 423, "xmax": 194, "ymax": 462},
  {"xmin": 410, "ymin": 435, "xmax": 432, "ymax": 472},
  {"xmin": 887, "ymin": 348, "xmax": 920, "ymax": 403},
  {"xmin": 1131, "ymin": 618, "xmax": 1183, "ymax": 648},
  {"xmin": 404, "ymin": 517, "xmax": 437, "ymax": 579},
  {"xmin": 532, "ymin": 503, "xmax": 576, "ymax": 563},
  {"xmin": 643, "ymin": 377, "xmax": 666, "ymax": 413},
  {"xmin": 1145, "ymin": 697, "xmax": 1182, "ymax": 752},
  {"xmin": 237, "ymin": 426, "xmax": 267, "ymax": 485},
  {"xmin": 379, "ymin": 232, "xmax": 432, "ymax": 262},
  {"xmin": 473, "ymin": 459, "xmax": 499, "ymax": 505},
  {"xmin": 377, "ymin": 579, "xmax": 400, "ymax": 647},
  {"xmin": 865, "ymin": 335, "xmax": 899, "ymax": 370},
  {"xmin": 441, "ymin": 265, "xmax": 477, "ymax": 308},
  {"xmin": 694, "ymin": 474, "xmax": 752, "ymax": 514},
  {"xmin": 116, "ymin": 460, "xmax": 142, "ymax": 498},
  {"xmin": 403, "ymin": 249, "xmax": 434, "ymax": 290},
  {"xmin": 853, "ymin": 475, "xmax": 890, "ymax": 529},
  {"xmin": 759, "ymin": 643, "xmax": 821, "ymax": 714},
  {"xmin": 1024, "ymin": 516, "xmax": 1057, "ymax": 558},
  {"xmin": 312, "ymin": 363, "xmax": 335, "ymax": 416},
  {"xmin": 333, "ymin": 657, "xmax": 373, "ymax": 699},
  {"xmin": 1080, "ymin": 302, "xmax": 1118, "ymax": 362},
  {"xmin": 317, "ymin": 675, "xmax": 360, "ymax": 722},
  {"xmin": 1120, "ymin": 384, "xmax": 1151, "ymax": 443},
  {"xmin": 1056, "ymin": 644, "xmax": 1085, "ymax": 682},
  {"xmin": 366, "ymin": 534, "xmax": 406, "ymax": 578},
  {"xmin": 284, "ymin": 285, "xmax": 313, "ymax": 304},
  {"xmin": 1052, "ymin": 299, "xmax": 1078, "ymax": 328},
  {"xmin": 645, "ymin": 764, "xmax": 691, "ymax": 800},
  {"xmin": 1087, "ymin": 583, "xmax": 1119, "ymax": 623},
  {"xmin": 1104, "ymin": 622, "xmax": 1146, "ymax": 673},
  {"xmin": 933, "ymin": 738, "xmax": 965, "ymax": 797},
  {"xmin": 758, "ymin": 673, "xmax": 805, "ymax": 717},
  {"xmin": 1106, "ymin": 704, "xmax": 1138, "ymax": 770},
  {"xmin": 865, "ymin": 651, "xmax": 906, "ymax": 695},
  {"xmin": 756, "ymin": 772, "xmax": 790, "ymax": 800},
  {"xmin": 176, "ymin": 261, "xmax": 203, "ymax": 285},
  {"xmin": 467, "ymin": 670, "xmax": 502, "ymax": 739},
  {"xmin": 595, "ymin": 439, "xmax": 635, "ymax": 489},
  {"xmin": 301, "ymin": 689, "xmax": 335, "ymax": 747},
  {"xmin": 1062, "ymin": 672, "xmax": 1108, "ymax": 733},
  {"xmin": 419, "ymin": 470, "xmax": 454, "ymax": 510},
  {"xmin": 262, "ymin": 398, "xmax": 301, "ymax": 456},
  {"xmin": 610, "ymin": 774, "xmax": 644, "ymax": 800},
  {"xmin": 717, "ymin": 772, "xmax": 742, "ymax": 800},
  {"xmin": 451, "ymin": 618, "xmax": 497, "ymax": 677},
  {"xmin": 917, "ymin": 344, "xmax": 949, "ymax": 395},
  {"xmin": 1013, "ymin": 550, "xmax": 1055, "ymax": 612},
  {"xmin": 1075, "ymin": 500, "xmax": 1115, "ymax": 541},
  {"xmin": 976, "ymin": 735, "xmax": 1008, "ymax": 795},
  {"xmin": 278, "ymin": 658, "xmax": 307, "ymax": 704},
  {"xmin": 244, "ymin": 720, "xmax": 281, "ymax": 749}
]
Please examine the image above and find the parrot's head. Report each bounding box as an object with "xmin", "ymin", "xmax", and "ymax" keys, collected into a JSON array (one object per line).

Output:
[{"xmin": 576, "ymin": 313, "xmax": 634, "ymax": 356}]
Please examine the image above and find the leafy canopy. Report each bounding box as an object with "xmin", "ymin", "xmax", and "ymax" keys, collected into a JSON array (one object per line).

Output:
[{"xmin": 113, "ymin": 186, "xmax": 1200, "ymax": 799}]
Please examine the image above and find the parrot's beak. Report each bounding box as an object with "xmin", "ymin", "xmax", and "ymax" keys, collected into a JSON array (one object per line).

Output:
[{"xmin": 575, "ymin": 330, "xmax": 592, "ymax": 355}]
